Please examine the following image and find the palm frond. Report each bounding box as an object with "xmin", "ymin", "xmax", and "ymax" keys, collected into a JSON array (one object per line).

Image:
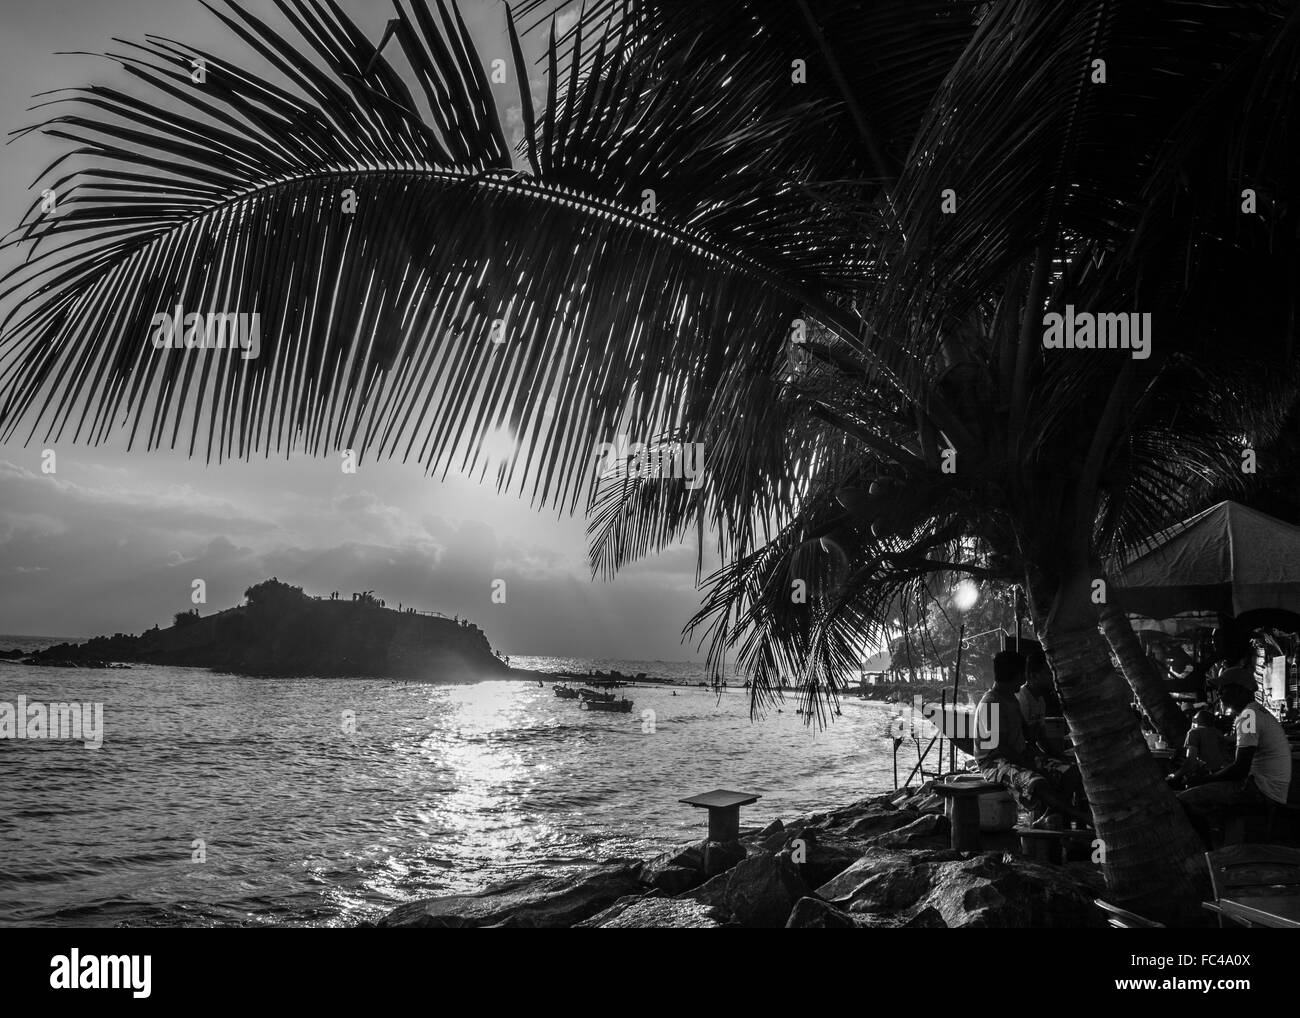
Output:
[{"xmin": 0, "ymin": 0, "xmax": 867, "ymax": 511}]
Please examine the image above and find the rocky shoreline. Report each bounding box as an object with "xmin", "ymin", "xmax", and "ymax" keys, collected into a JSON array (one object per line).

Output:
[{"xmin": 372, "ymin": 785, "xmax": 1105, "ymax": 929}]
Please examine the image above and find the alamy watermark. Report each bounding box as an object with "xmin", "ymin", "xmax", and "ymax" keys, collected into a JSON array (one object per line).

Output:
[
  {"xmin": 893, "ymin": 695, "xmax": 1001, "ymax": 750},
  {"xmin": 50, "ymin": 950, "xmax": 150, "ymax": 998},
  {"xmin": 0, "ymin": 695, "xmax": 103, "ymax": 748},
  {"xmin": 595, "ymin": 435, "xmax": 706, "ymax": 490},
  {"xmin": 149, "ymin": 305, "xmax": 261, "ymax": 360},
  {"xmin": 1042, "ymin": 305, "xmax": 1151, "ymax": 360}
]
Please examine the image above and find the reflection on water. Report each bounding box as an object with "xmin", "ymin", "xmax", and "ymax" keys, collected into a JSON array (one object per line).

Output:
[{"xmin": 0, "ymin": 661, "xmax": 897, "ymax": 927}]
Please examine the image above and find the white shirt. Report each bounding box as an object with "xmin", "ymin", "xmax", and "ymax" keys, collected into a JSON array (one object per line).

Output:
[
  {"xmin": 1016, "ymin": 687, "xmax": 1046, "ymax": 729},
  {"xmin": 1235, "ymin": 703, "xmax": 1292, "ymax": 804}
]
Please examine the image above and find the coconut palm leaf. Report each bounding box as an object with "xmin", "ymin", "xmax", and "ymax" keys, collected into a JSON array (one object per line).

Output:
[
  {"xmin": 8, "ymin": 0, "xmax": 1300, "ymax": 746},
  {"xmin": 881, "ymin": 0, "xmax": 1278, "ymax": 331},
  {"xmin": 0, "ymin": 0, "xmax": 873, "ymax": 513},
  {"xmin": 516, "ymin": 0, "xmax": 981, "ymax": 177},
  {"xmin": 684, "ymin": 458, "xmax": 994, "ymax": 722}
]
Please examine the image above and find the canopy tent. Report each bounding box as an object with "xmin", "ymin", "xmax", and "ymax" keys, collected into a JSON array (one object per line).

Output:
[
  {"xmin": 1111, "ymin": 501, "xmax": 1300, "ymax": 620},
  {"xmin": 1127, "ymin": 613, "xmax": 1217, "ymax": 634},
  {"xmin": 861, "ymin": 649, "xmax": 893, "ymax": 673}
]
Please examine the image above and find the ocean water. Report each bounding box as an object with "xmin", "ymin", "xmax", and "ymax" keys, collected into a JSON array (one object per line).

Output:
[{"xmin": 0, "ymin": 643, "xmax": 900, "ymax": 928}]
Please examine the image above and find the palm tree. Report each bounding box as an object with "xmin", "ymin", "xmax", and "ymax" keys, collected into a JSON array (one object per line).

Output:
[
  {"xmin": 552, "ymin": 0, "xmax": 1300, "ymax": 915},
  {"xmin": 3, "ymin": 0, "xmax": 1300, "ymax": 917}
]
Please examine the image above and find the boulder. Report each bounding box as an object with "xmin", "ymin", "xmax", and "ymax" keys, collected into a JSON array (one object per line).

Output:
[
  {"xmin": 766, "ymin": 798, "xmax": 922, "ymax": 886},
  {"xmin": 639, "ymin": 841, "xmax": 707, "ymax": 894},
  {"xmin": 817, "ymin": 851, "xmax": 935, "ymax": 913},
  {"xmin": 793, "ymin": 833, "xmax": 865, "ymax": 888},
  {"xmin": 679, "ymin": 849, "xmax": 812, "ymax": 928},
  {"xmin": 903, "ymin": 905, "xmax": 948, "ymax": 928},
  {"xmin": 853, "ymin": 913, "xmax": 913, "ymax": 929},
  {"xmin": 785, "ymin": 897, "xmax": 856, "ymax": 929},
  {"xmin": 843, "ymin": 810, "xmax": 920, "ymax": 839},
  {"xmin": 377, "ymin": 862, "xmax": 642, "ymax": 928},
  {"xmin": 578, "ymin": 896, "xmax": 733, "ymax": 928},
  {"xmin": 867, "ymin": 813, "xmax": 950, "ymax": 850},
  {"xmin": 795, "ymin": 795, "xmax": 911, "ymax": 834},
  {"xmin": 814, "ymin": 846, "xmax": 1104, "ymax": 928},
  {"xmin": 755, "ymin": 819, "xmax": 784, "ymax": 840},
  {"xmin": 704, "ymin": 839, "xmax": 748, "ymax": 876},
  {"xmin": 911, "ymin": 793, "xmax": 944, "ymax": 815},
  {"xmin": 684, "ymin": 869, "xmax": 730, "ymax": 909},
  {"xmin": 719, "ymin": 852, "xmax": 812, "ymax": 928},
  {"xmin": 639, "ymin": 838, "xmax": 747, "ymax": 895},
  {"xmin": 570, "ymin": 891, "xmax": 657, "ymax": 927},
  {"xmin": 746, "ymin": 820, "xmax": 790, "ymax": 855},
  {"xmin": 915, "ymin": 854, "xmax": 1103, "ymax": 929}
]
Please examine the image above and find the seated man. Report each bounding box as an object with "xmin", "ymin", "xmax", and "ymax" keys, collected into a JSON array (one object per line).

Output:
[
  {"xmin": 1167, "ymin": 645, "xmax": 1196, "ymax": 685},
  {"xmin": 1167, "ymin": 709, "xmax": 1230, "ymax": 788},
  {"xmin": 1017, "ymin": 648, "xmax": 1065, "ymax": 756},
  {"xmin": 975, "ymin": 650, "xmax": 1090, "ymax": 828},
  {"xmin": 1177, "ymin": 667, "xmax": 1291, "ymax": 847}
]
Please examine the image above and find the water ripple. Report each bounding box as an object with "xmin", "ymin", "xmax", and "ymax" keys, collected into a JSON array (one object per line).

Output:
[{"xmin": 0, "ymin": 660, "xmax": 896, "ymax": 926}]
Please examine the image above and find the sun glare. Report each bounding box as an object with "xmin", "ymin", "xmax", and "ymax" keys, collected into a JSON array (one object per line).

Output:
[
  {"xmin": 953, "ymin": 580, "xmax": 980, "ymax": 612},
  {"xmin": 481, "ymin": 425, "xmax": 517, "ymax": 464}
]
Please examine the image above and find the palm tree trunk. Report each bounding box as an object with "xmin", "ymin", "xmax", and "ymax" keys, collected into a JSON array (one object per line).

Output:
[
  {"xmin": 1098, "ymin": 602, "xmax": 1190, "ymax": 747},
  {"xmin": 1029, "ymin": 570, "xmax": 1207, "ymax": 921}
]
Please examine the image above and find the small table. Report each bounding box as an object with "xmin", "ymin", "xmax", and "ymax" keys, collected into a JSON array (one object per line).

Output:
[
  {"xmin": 1211, "ymin": 895, "xmax": 1300, "ymax": 928},
  {"xmin": 680, "ymin": 789, "xmax": 761, "ymax": 842},
  {"xmin": 1014, "ymin": 826, "xmax": 1094, "ymax": 864},
  {"xmin": 933, "ymin": 780, "xmax": 1000, "ymax": 851}
]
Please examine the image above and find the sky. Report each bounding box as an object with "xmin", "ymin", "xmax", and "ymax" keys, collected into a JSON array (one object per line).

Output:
[{"xmin": 0, "ymin": 0, "xmax": 719, "ymax": 659}]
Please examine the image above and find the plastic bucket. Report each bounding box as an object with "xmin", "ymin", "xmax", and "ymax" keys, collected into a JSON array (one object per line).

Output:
[{"xmin": 951, "ymin": 773, "xmax": 1018, "ymax": 832}]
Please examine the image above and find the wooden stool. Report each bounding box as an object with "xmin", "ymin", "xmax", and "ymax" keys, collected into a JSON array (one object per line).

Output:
[
  {"xmin": 1015, "ymin": 826, "xmax": 1094, "ymax": 864},
  {"xmin": 679, "ymin": 789, "xmax": 761, "ymax": 842},
  {"xmin": 1015, "ymin": 827, "xmax": 1068, "ymax": 863},
  {"xmin": 934, "ymin": 780, "xmax": 1000, "ymax": 851}
]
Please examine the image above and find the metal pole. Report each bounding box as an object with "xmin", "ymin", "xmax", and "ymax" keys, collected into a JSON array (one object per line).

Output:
[
  {"xmin": 951, "ymin": 623, "xmax": 965, "ymax": 774},
  {"xmin": 940, "ymin": 688, "xmax": 948, "ymax": 778},
  {"xmin": 903, "ymin": 733, "xmax": 940, "ymax": 787}
]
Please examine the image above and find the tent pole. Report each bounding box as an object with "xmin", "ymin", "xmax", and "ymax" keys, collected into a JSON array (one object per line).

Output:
[{"xmin": 951, "ymin": 624, "xmax": 964, "ymax": 775}]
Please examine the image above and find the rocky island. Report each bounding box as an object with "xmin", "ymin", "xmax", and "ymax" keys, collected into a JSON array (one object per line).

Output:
[{"xmin": 21, "ymin": 578, "xmax": 511, "ymax": 681}]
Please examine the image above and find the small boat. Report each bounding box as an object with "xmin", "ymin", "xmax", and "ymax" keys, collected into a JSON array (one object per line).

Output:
[
  {"xmin": 553, "ymin": 685, "xmax": 579, "ymax": 699},
  {"xmin": 578, "ymin": 687, "xmax": 615, "ymax": 702},
  {"xmin": 581, "ymin": 697, "xmax": 634, "ymax": 713}
]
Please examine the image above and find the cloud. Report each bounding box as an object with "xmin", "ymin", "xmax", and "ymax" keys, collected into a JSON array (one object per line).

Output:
[
  {"xmin": 0, "ymin": 460, "xmax": 273, "ymax": 541},
  {"xmin": 0, "ymin": 451, "xmax": 713, "ymax": 658}
]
